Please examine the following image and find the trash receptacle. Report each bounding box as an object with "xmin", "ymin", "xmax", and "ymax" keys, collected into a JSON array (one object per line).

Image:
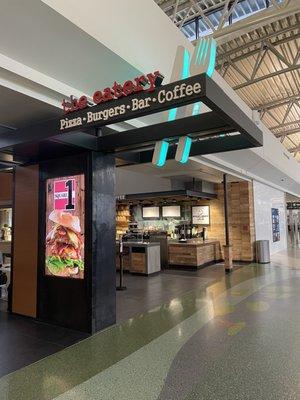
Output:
[{"xmin": 256, "ymin": 240, "xmax": 270, "ymax": 263}]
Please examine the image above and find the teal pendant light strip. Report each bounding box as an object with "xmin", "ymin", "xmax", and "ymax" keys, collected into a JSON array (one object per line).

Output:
[
  {"xmin": 175, "ymin": 136, "xmax": 192, "ymax": 164},
  {"xmin": 182, "ymin": 48, "xmax": 190, "ymax": 79},
  {"xmin": 168, "ymin": 108, "xmax": 177, "ymax": 121},
  {"xmin": 168, "ymin": 48, "xmax": 191, "ymax": 122},
  {"xmin": 206, "ymin": 39, "xmax": 217, "ymax": 78},
  {"xmin": 152, "ymin": 140, "xmax": 170, "ymax": 167},
  {"xmin": 180, "ymin": 136, "xmax": 192, "ymax": 164},
  {"xmin": 192, "ymin": 102, "xmax": 201, "ymax": 116},
  {"xmin": 157, "ymin": 140, "xmax": 169, "ymax": 167}
]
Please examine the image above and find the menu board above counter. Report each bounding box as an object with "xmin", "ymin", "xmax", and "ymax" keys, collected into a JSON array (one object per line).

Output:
[
  {"xmin": 162, "ymin": 205, "xmax": 181, "ymax": 218},
  {"xmin": 142, "ymin": 206, "xmax": 160, "ymax": 219}
]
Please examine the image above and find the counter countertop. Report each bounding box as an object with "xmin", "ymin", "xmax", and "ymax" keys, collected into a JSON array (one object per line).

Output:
[
  {"xmin": 118, "ymin": 241, "xmax": 161, "ymax": 248},
  {"xmin": 168, "ymin": 240, "xmax": 220, "ymax": 247}
]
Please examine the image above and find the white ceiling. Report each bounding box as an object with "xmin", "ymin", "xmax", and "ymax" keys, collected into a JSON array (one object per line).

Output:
[
  {"xmin": 0, "ymin": 0, "xmax": 140, "ymax": 95},
  {"xmin": 120, "ymin": 159, "xmax": 241, "ymax": 183},
  {"xmin": 0, "ymin": 84, "xmax": 60, "ymax": 129}
]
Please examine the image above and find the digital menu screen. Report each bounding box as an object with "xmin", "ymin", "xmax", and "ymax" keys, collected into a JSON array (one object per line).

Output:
[{"xmin": 45, "ymin": 175, "xmax": 85, "ymax": 279}]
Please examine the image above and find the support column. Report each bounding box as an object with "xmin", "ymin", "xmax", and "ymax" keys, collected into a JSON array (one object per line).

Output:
[
  {"xmin": 37, "ymin": 152, "xmax": 116, "ymax": 333},
  {"xmin": 89, "ymin": 152, "xmax": 116, "ymax": 333},
  {"xmin": 223, "ymin": 173, "xmax": 233, "ymax": 273}
]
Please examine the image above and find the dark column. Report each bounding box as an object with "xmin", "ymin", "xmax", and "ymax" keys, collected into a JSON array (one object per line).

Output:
[
  {"xmin": 89, "ymin": 152, "xmax": 116, "ymax": 333},
  {"xmin": 37, "ymin": 152, "xmax": 116, "ymax": 333}
]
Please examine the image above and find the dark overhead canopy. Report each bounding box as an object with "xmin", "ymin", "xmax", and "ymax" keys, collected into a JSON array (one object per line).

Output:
[
  {"xmin": 122, "ymin": 190, "xmax": 217, "ymax": 202},
  {"xmin": 0, "ymin": 73, "xmax": 263, "ymax": 166}
]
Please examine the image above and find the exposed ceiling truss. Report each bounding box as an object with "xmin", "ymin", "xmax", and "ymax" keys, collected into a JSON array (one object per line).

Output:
[
  {"xmin": 216, "ymin": 11, "xmax": 300, "ymax": 158},
  {"xmin": 155, "ymin": 0, "xmax": 292, "ymax": 34},
  {"xmin": 155, "ymin": 0, "xmax": 300, "ymax": 160}
]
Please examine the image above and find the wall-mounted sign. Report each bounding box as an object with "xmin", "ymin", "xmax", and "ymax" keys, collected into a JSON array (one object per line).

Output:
[
  {"xmin": 59, "ymin": 75, "xmax": 203, "ymax": 133},
  {"xmin": 271, "ymin": 208, "xmax": 280, "ymax": 242},
  {"xmin": 61, "ymin": 71, "xmax": 163, "ymax": 114},
  {"xmin": 287, "ymin": 202, "xmax": 300, "ymax": 210},
  {"xmin": 192, "ymin": 205, "xmax": 210, "ymax": 225},
  {"xmin": 142, "ymin": 206, "xmax": 160, "ymax": 219},
  {"xmin": 45, "ymin": 175, "xmax": 85, "ymax": 279},
  {"xmin": 53, "ymin": 178, "xmax": 75, "ymax": 210}
]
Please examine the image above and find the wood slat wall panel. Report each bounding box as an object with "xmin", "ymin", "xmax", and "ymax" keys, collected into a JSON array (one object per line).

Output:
[
  {"xmin": 195, "ymin": 181, "xmax": 255, "ymax": 262},
  {"xmin": 0, "ymin": 172, "xmax": 13, "ymax": 204},
  {"xmin": 12, "ymin": 165, "xmax": 39, "ymax": 317}
]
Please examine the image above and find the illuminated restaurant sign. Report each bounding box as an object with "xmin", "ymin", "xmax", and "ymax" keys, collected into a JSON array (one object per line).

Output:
[
  {"xmin": 59, "ymin": 76, "xmax": 203, "ymax": 132},
  {"xmin": 61, "ymin": 71, "xmax": 163, "ymax": 114}
]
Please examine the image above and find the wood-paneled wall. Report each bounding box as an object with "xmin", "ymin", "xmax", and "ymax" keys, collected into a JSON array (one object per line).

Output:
[
  {"xmin": 196, "ymin": 181, "xmax": 255, "ymax": 262},
  {"xmin": 0, "ymin": 172, "xmax": 13, "ymax": 204},
  {"xmin": 12, "ymin": 165, "xmax": 39, "ymax": 317}
]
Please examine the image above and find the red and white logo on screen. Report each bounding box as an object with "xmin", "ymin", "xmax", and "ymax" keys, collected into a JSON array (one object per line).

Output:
[{"xmin": 54, "ymin": 179, "xmax": 75, "ymax": 210}]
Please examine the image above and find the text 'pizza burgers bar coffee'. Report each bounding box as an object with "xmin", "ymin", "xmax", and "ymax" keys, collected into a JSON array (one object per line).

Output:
[
  {"xmin": 59, "ymin": 71, "xmax": 202, "ymax": 131},
  {"xmin": 45, "ymin": 175, "xmax": 85, "ymax": 279}
]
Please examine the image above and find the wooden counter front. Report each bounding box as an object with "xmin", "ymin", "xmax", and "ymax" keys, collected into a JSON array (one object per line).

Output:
[
  {"xmin": 116, "ymin": 242, "xmax": 161, "ymax": 275},
  {"xmin": 168, "ymin": 240, "xmax": 221, "ymax": 268}
]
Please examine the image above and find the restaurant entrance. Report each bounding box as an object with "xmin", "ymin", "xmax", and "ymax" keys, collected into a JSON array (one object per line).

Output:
[
  {"xmin": 114, "ymin": 162, "xmax": 256, "ymax": 321},
  {"xmin": 0, "ymin": 171, "xmax": 13, "ymax": 312},
  {"xmin": 0, "ymin": 70, "xmax": 263, "ymax": 333}
]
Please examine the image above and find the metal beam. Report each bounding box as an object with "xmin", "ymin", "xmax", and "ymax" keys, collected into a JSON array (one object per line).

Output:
[
  {"xmin": 178, "ymin": 3, "xmax": 194, "ymax": 29},
  {"xmin": 270, "ymin": 119, "xmax": 300, "ymax": 131},
  {"xmin": 289, "ymin": 145, "xmax": 300, "ymax": 153},
  {"xmin": 233, "ymin": 64, "xmax": 299, "ymax": 90},
  {"xmin": 166, "ymin": 0, "xmax": 229, "ymax": 24},
  {"xmin": 189, "ymin": 0, "xmax": 216, "ymax": 32},
  {"xmin": 211, "ymin": 0, "xmax": 300, "ymax": 46},
  {"xmin": 217, "ymin": 31, "xmax": 300, "ymax": 68},
  {"xmin": 172, "ymin": 0, "xmax": 180, "ymax": 21},
  {"xmin": 217, "ymin": 24, "xmax": 300, "ymax": 60},
  {"xmin": 275, "ymin": 127, "xmax": 300, "ymax": 137},
  {"xmin": 253, "ymin": 95, "xmax": 300, "ymax": 111}
]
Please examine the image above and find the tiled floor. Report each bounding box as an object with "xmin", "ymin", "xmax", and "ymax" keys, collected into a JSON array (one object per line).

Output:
[
  {"xmin": 0, "ymin": 264, "xmax": 224, "ymax": 377},
  {"xmin": 1, "ymin": 250, "xmax": 300, "ymax": 399},
  {"xmin": 116, "ymin": 266, "xmax": 223, "ymax": 323}
]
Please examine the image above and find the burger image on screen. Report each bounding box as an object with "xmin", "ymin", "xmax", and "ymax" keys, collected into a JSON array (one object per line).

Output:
[{"xmin": 46, "ymin": 210, "xmax": 84, "ymax": 277}]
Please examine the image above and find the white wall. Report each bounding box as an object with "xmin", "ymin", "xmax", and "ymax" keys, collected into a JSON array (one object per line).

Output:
[
  {"xmin": 116, "ymin": 169, "xmax": 171, "ymax": 196},
  {"xmin": 253, "ymin": 180, "xmax": 287, "ymax": 255}
]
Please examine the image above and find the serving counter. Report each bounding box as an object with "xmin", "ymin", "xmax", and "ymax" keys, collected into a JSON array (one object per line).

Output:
[
  {"xmin": 117, "ymin": 242, "xmax": 161, "ymax": 275},
  {"xmin": 168, "ymin": 240, "xmax": 221, "ymax": 268}
]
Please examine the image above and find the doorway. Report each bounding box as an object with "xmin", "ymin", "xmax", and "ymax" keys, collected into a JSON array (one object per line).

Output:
[
  {"xmin": 0, "ymin": 206, "xmax": 12, "ymax": 309},
  {"xmin": 287, "ymin": 208, "xmax": 300, "ymax": 248}
]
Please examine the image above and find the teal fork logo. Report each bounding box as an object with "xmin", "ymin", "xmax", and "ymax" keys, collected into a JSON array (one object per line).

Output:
[
  {"xmin": 191, "ymin": 36, "xmax": 217, "ymax": 79},
  {"xmin": 167, "ymin": 36, "xmax": 217, "ymax": 121},
  {"xmin": 153, "ymin": 37, "xmax": 217, "ymax": 167}
]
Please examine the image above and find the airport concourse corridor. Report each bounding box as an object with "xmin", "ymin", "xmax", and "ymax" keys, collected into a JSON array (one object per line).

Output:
[{"xmin": 1, "ymin": 252, "xmax": 300, "ymax": 400}]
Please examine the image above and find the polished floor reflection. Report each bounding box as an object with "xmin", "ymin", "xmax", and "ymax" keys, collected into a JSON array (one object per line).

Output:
[{"xmin": 1, "ymin": 250, "xmax": 300, "ymax": 399}]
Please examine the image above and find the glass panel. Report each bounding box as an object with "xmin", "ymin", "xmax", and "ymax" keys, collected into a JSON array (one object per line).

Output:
[{"xmin": 182, "ymin": 20, "xmax": 197, "ymax": 41}]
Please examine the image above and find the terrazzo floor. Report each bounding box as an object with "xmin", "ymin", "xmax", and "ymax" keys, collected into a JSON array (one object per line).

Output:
[{"xmin": 0, "ymin": 249, "xmax": 300, "ymax": 399}]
